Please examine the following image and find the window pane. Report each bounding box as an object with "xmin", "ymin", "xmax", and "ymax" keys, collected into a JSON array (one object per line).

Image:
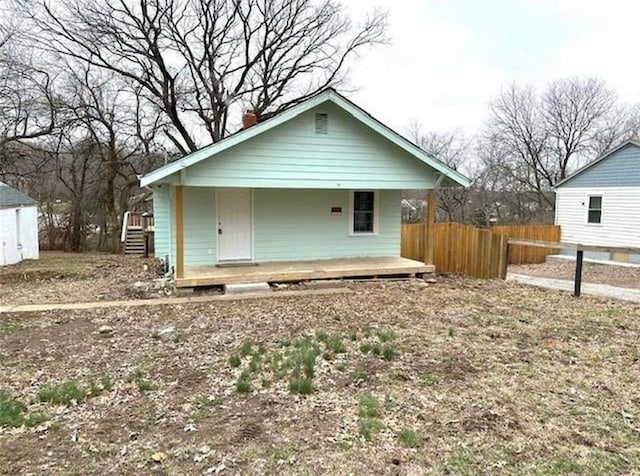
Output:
[
  {"xmin": 354, "ymin": 211, "xmax": 374, "ymax": 232},
  {"xmin": 354, "ymin": 191, "xmax": 374, "ymax": 212},
  {"xmin": 353, "ymin": 191, "xmax": 375, "ymax": 233},
  {"xmin": 589, "ymin": 196, "xmax": 602, "ymax": 210},
  {"xmin": 588, "ymin": 210, "xmax": 601, "ymax": 224}
]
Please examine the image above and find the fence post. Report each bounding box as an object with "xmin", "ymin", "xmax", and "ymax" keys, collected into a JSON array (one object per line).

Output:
[
  {"xmin": 424, "ymin": 190, "xmax": 436, "ymax": 265},
  {"xmin": 574, "ymin": 248, "xmax": 584, "ymax": 297}
]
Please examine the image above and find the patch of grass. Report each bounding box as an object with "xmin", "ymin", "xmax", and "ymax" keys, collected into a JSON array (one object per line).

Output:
[
  {"xmin": 239, "ymin": 340, "xmax": 253, "ymax": 357},
  {"xmin": 358, "ymin": 416, "xmax": 384, "ymax": 441},
  {"xmin": 360, "ymin": 342, "xmax": 372, "ymax": 354},
  {"xmin": 88, "ymin": 375, "xmax": 113, "ymax": 396},
  {"xmin": 420, "ymin": 373, "xmax": 439, "ymax": 386},
  {"xmin": 289, "ymin": 378, "xmax": 314, "ymax": 395},
  {"xmin": 446, "ymin": 450, "xmax": 476, "ymax": 475},
  {"xmin": 236, "ymin": 370, "xmax": 252, "ymax": 393},
  {"xmin": 100, "ymin": 375, "xmax": 113, "ymax": 391},
  {"xmin": 228, "ymin": 354, "xmax": 241, "ymax": 368},
  {"xmin": 127, "ymin": 369, "xmax": 156, "ymax": 393},
  {"xmin": 397, "ymin": 427, "xmax": 421, "ymax": 447},
  {"xmin": 324, "ymin": 335, "xmax": 347, "ymax": 354},
  {"xmin": 543, "ymin": 456, "xmax": 583, "ymax": 475},
  {"xmin": 358, "ymin": 393, "xmax": 381, "ymax": 418},
  {"xmin": 351, "ymin": 369, "xmax": 367, "ymax": 381},
  {"xmin": 375, "ymin": 329, "xmax": 396, "ymax": 343},
  {"xmin": 382, "ymin": 344, "xmax": 395, "ymax": 361},
  {"xmin": 0, "ymin": 391, "xmax": 47, "ymax": 428},
  {"xmin": 0, "ymin": 320, "xmax": 25, "ymax": 333},
  {"xmin": 37, "ymin": 380, "xmax": 84, "ymax": 405},
  {"xmin": 335, "ymin": 363, "xmax": 347, "ymax": 372}
]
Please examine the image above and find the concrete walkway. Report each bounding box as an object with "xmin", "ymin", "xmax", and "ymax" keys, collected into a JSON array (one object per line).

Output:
[
  {"xmin": 507, "ymin": 273, "xmax": 640, "ymax": 304},
  {"xmin": 0, "ymin": 287, "xmax": 352, "ymax": 314}
]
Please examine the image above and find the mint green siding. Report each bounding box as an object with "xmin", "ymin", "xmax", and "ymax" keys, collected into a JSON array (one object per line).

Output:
[
  {"xmin": 152, "ymin": 186, "xmax": 171, "ymax": 261},
  {"xmin": 161, "ymin": 187, "xmax": 401, "ymax": 267},
  {"xmin": 182, "ymin": 103, "xmax": 441, "ymax": 189},
  {"xmin": 253, "ymin": 189, "xmax": 400, "ymax": 261},
  {"xmin": 183, "ymin": 187, "xmax": 216, "ymax": 265}
]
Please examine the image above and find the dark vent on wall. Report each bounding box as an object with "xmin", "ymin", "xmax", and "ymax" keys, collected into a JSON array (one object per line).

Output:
[{"xmin": 315, "ymin": 113, "xmax": 328, "ymax": 134}]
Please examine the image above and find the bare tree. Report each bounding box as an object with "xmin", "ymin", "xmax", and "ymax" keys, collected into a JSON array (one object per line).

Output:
[
  {"xmin": 407, "ymin": 124, "xmax": 475, "ymax": 222},
  {"xmin": 26, "ymin": 0, "xmax": 387, "ymax": 154},
  {"xmin": 483, "ymin": 77, "xmax": 640, "ymax": 209}
]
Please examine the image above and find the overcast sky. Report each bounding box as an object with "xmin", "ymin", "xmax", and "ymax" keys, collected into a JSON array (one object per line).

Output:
[{"xmin": 345, "ymin": 0, "xmax": 640, "ymax": 136}]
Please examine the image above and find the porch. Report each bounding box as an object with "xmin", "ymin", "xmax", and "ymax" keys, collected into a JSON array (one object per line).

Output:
[{"xmin": 177, "ymin": 256, "xmax": 433, "ymax": 288}]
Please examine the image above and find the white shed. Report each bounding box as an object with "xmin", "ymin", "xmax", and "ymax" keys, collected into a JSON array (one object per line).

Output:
[{"xmin": 0, "ymin": 182, "xmax": 39, "ymax": 266}]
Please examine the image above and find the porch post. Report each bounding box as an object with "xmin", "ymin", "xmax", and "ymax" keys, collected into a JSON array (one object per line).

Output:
[
  {"xmin": 424, "ymin": 189, "xmax": 436, "ymax": 265},
  {"xmin": 175, "ymin": 185, "xmax": 184, "ymax": 279}
]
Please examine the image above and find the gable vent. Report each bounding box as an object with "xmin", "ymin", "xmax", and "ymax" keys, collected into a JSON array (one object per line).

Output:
[{"xmin": 315, "ymin": 113, "xmax": 328, "ymax": 134}]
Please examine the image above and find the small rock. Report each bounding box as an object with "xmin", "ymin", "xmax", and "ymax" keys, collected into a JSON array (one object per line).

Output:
[
  {"xmin": 151, "ymin": 451, "xmax": 167, "ymax": 463},
  {"xmin": 159, "ymin": 326, "xmax": 175, "ymax": 336},
  {"xmin": 184, "ymin": 422, "xmax": 196, "ymax": 432},
  {"xmin": 424, "ymin": 277, "xmax": 438, "ymax": 284},
  {"xmin": 98, "ymin": 325, "xmax": 113, "ymax": 335}
]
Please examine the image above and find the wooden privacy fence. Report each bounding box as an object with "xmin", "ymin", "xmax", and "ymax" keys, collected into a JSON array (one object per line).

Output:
[
  {"xmin": 401, "ymin": 222, "xmax": 509, "ymax": 279},
  {"xmin": 490, "ymin": 224, "xmax": 560, "ymax": 264}
]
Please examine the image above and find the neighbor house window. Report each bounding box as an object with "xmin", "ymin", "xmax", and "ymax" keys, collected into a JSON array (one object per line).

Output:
[
  {"xmin": 351, "ymin": 191, "xmax": 377, "ymax": 234},
  {"xmin": 587, "ymin": 195, "xmax": 602, "ymax": 224}
]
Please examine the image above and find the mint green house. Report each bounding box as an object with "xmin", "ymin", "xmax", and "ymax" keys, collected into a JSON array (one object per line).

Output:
[{"xmin": 140, "ymin": 89, "xmax": 469, "ymax": 287}]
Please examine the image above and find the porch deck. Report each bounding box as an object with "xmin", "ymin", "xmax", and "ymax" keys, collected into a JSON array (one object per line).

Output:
[{"xmin": 178, "ymin": 256, "xmax": 433, "ymax": 288}]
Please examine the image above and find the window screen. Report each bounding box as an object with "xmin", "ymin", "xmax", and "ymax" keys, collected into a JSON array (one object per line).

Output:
[
  {"xmin": 353, "ymin": 191, "xmax": 375, "ymax": 233},
  {"xmin": 587, "ymin": 195, "xmax": 602, "ymax": 224}
]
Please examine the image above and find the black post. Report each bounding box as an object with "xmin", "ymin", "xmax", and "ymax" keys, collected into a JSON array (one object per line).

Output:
[{"xmin": 574, "ymin": 249, "xmax": 584, "ymax": 297}]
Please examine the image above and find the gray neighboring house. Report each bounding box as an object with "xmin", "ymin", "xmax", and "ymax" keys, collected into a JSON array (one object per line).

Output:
[
  {"xmin": 0, "ymin": 182, "xmax": 39, "ymax": 266},
  {"xmin": 554, "ymin": 140, "xmax": 640, "ymax": 263}
]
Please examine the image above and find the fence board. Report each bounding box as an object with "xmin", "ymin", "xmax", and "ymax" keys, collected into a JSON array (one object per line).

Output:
[
  {"xmin": 490, "ymin": 224, "xmax": 560, "ymax": 264},
  {"xmin": 401, "ymin": 222, "xmax": 508, "ymax": 279}
]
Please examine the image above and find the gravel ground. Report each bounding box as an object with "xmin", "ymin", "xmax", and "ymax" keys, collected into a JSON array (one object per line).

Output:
[
  {"xmin": 1, "ymin": 278, "xmax": 639, "ymax": 474},
  {"xmin": 0, "ymin": 252, "xmax": 165, "ymax": 306},
  {"xmin": 510, "ymin": 260, "xmax": 640, "ymax": 290}
]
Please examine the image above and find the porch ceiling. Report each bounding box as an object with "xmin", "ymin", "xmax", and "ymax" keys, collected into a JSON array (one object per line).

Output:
[{"xmin": 177, "ymin": 256, "xmax": 433, "ymax": 287}]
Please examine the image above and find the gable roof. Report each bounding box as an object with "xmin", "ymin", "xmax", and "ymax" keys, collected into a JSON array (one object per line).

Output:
[
  {"xmin": 140, "ymin": 89, "xmax": 470, "ymax": 188},
  {"xmin": 554, "ymin": 139, "xmax": 640, "ymax": 188},
  {"xmin": 0, "ymin": 182, "xmax": 37, "ymax": 209}
]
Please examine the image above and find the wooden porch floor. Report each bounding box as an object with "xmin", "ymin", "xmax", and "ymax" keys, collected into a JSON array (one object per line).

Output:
[{"xmin": 178, "ymin": 256, "xmax": 433, "ymax": 287}]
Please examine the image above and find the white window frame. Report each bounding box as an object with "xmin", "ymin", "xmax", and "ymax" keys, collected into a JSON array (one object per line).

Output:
[
  {"xmin": 348, "ymin": 190, "xmax": 379, "ymax": 236},
  {"xmin": 586, "ymin": 194, "xmax": 603, "ymax": 225}
]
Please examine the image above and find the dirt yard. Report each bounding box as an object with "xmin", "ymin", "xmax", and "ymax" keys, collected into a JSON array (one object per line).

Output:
[
  {"xmin": 0, "ymin": 252, "xmax": 165, "ymax": 305},
  {"xmin": 511, "ymin": 260, "xmax": 640, "ymax": 290},
  {"xmin": 1, "ymin": 278, "xmax": 639, "ymax": 474}
]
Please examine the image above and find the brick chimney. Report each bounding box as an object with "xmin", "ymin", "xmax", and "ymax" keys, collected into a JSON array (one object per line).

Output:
[{"xmin": 242, "ymin": 110, "xmax": 258, "ymax": 128}]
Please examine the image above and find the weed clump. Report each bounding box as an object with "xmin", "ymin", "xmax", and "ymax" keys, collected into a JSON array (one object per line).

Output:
[
  {"xmin": 37, "ymin": 380, "xmax": 85, "ymax": 405},
  {"xmin": 0, "ymin": 391, "xmax": 47, "ymax": 428},
  {"xmin": 126, "ymin": 369, "xmax": 156, "ymax": 393}
]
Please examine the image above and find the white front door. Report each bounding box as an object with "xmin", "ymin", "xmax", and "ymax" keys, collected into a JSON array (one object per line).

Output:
[{"xmin": 217, "ymin": 188, "xmax": 252, "ymax": 261}]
